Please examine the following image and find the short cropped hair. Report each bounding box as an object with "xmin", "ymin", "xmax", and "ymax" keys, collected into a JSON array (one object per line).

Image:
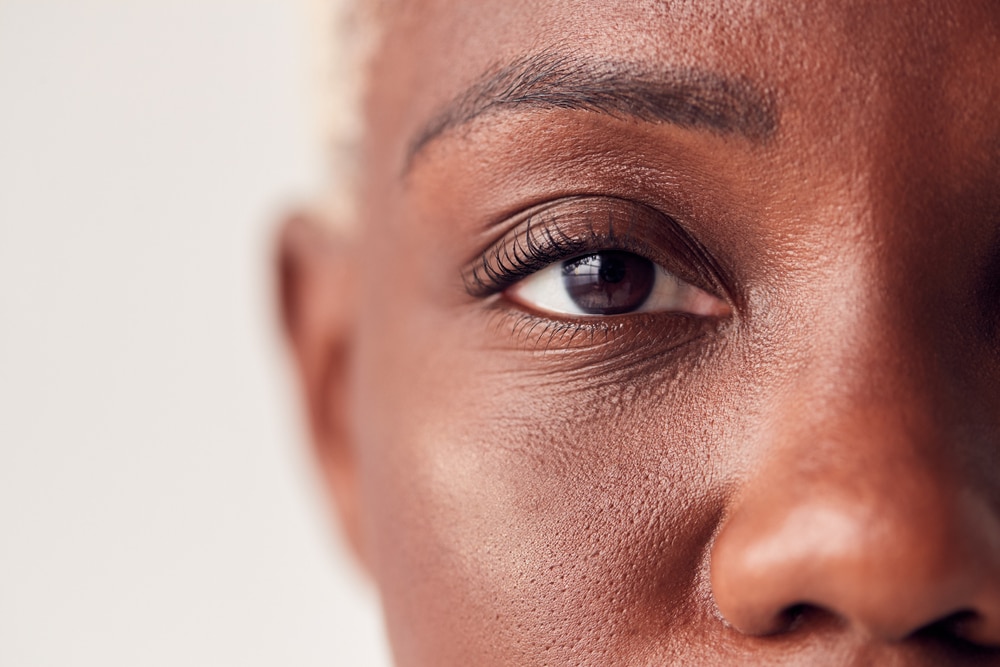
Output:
[{"xmin": 308, "ymin": 0, "xmax": 382, "ymax": 224}]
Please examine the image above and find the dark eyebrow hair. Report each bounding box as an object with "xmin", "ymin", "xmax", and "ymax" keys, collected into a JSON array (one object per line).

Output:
[{"xmin": 406, "ymin": 50, "xmax": 778, "ymax": 170}]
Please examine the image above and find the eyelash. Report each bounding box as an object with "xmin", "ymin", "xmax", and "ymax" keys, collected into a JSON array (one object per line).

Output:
[
  {"xmin": 464, "ymin": 215, "xmax": 584, "ymax": 297},
  {"xmin": 463, "ymin": 196, "xmax": 725, "ymax": 302},
  {"xmin": 459, "ymin": 196, "xmax": 733, "ymax": 361},
  {"xmin": 465, "ymin": 202, "xmax": 670, "ymax": 299}
]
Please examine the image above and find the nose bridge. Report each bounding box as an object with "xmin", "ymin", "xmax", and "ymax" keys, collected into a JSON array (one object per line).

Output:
[
  {"xmin": 710, "ymin": 287, "xmax": 1000, "ymax": 645},
  {"xmin": 751, "ymin": 356, "xmax": 974, "ymax": 587},
  {"xmin": 703, "ymin": 4, "xmax": 1000, "ymax": 643},
  {"xmin": 771, "ymin": 258, "xmax": 948, "ymax": 474},
  {"xmin": 753, "ymin": 320, "xmax": 971, "ymax": 576},
  {"xmin": 781, "ymin": 306, "xmax": 952, "ymax": 489}
]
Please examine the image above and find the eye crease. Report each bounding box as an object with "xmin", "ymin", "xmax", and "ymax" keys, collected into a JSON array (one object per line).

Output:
[{"xmin": 508, "ymin": 250, "xmax": 731, "ymax": 317}]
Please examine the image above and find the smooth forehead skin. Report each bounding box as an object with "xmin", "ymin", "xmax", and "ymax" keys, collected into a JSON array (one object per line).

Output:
[{"xmin": 331, "ymin": 1, "xmax": 1000, "ymax": 665}]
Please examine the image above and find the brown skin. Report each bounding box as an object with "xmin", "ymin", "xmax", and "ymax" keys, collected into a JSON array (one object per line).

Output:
[{"xmin": 279, "ymin": 0, "xmax": 1000, "ymax": 664}]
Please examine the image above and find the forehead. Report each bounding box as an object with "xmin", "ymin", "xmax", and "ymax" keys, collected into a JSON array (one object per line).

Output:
[{"xmin": 366, "ymin": 0, "xmax": 1000, "ymax": 183}]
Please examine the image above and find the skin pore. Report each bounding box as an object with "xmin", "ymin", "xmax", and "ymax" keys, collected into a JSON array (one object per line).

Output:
[{"xmin": 279, "ymin": 0, "xmax": 1000, "ymax": 665}]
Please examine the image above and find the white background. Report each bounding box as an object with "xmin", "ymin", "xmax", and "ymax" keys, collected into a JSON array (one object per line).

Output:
[{"xmin": 0, "ymin": 1, "xmax": 390, "ymax": 665}]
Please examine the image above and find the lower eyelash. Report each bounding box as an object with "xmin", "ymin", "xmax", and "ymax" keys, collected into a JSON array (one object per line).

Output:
[
  {"xmin": 481, "ymin": 299, "xmax": 720, "ymax": 375},
  {"xmin": 484, "ymin": 299, "xmax": 629, "ymax": 352}
]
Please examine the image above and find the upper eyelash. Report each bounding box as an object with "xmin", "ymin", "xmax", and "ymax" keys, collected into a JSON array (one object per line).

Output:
[
  {"xmin": 462, "ymin": 195, "xmax": 738, "ymax": 317},
  {"xmin": 464, "ymin": 214, "xmax": 579, "ymax": 297},
  {"xmin": 463, "ymin": 206, "xmax": 640, "ymax": 298}
]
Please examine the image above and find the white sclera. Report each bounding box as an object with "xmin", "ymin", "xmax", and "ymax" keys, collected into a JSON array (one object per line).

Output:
[{"xmin": 508, "ymin": 258, "xmax": 730, "ymax": 317}]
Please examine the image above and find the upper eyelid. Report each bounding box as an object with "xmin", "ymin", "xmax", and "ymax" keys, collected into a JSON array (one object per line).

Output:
[{"xmin": 462, "ymin": 196, "xmax": 731, "ymax": 302}]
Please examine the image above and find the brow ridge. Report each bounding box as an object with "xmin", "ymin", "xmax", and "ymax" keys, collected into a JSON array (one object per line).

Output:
[{"xmin": 406, "ymin": 50, "xmax": 778, "ymax": 169}]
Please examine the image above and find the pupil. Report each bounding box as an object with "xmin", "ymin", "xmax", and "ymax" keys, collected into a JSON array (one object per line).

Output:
[
  {"xmin": 599, "ymin": 260, "xmax": 626, "ymax": 284},
  {"xmin": 561, "ymin": 251, "xmax": 655, "ymax": 315}
]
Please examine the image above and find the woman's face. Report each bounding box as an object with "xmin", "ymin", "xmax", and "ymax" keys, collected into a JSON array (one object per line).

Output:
[{"xmin": 283, "ymin": 0, "xmax": 1000, "ymax": 664}]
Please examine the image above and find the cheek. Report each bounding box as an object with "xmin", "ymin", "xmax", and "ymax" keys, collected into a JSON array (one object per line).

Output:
[{"xmin": 351, "ymin": 273, "xmax": 736, "ymax": 665}]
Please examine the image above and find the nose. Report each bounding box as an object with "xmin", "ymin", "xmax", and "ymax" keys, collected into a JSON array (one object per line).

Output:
[{"xmin": 710, "ymin": 389, "xmax": 1000, "ymax": 647}]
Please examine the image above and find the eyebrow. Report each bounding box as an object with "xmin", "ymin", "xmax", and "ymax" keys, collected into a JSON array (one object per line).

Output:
[{"xmin": 406, "ymin": 50, "xmax": 778, "ymax": 170}]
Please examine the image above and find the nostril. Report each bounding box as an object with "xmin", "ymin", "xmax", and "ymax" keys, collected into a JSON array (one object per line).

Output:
[
  {"xmin": 777, "ymin": 604, "xmax": 810, "ymax": 633},
  {"xmin": 781, "ymin": 603, "xmax": 847, "ymax": 635},
  {"xmin": 710, "ymin": 473, "xmax": 1000, "ymax": 648},
  {"xmin": 913, "ymin": 609, "xmax": 971, "ymax": 641},
  {"xmin": 914, "ymin": 610, "xmax": 993, "ymax": 649},
  {"xmin": 750, "ymin": 603, "xmax": 843, "ymax": 637}
]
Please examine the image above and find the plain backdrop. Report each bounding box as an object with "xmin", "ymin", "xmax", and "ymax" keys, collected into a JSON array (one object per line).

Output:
[{"xmin": 0, "ymin": 1, "xmax": 391, "ymax": 665}]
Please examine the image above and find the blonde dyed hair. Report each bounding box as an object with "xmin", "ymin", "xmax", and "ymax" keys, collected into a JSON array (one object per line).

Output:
[{"xmin": 305, "ymin": 0, "xmax": 382, "ymax": 225}]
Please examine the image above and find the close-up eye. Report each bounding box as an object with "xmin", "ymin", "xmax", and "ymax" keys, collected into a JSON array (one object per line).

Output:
[{"xmin": 507, "ymin": 250, "xmax": 731, "ymax": 318}]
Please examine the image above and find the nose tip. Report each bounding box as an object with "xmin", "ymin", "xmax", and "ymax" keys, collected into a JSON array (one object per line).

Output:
[{"xmin": 710, "ymin": 472, "xmax": 1000, "ymax": 647}]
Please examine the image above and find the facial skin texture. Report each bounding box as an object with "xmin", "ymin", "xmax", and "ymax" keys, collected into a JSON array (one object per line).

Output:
[{"xmin": 279, "ymin": 1, "xmax": 1000, "ymax": 665}]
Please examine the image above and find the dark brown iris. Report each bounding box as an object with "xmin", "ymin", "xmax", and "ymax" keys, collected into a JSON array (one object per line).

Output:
[{"xmin": 561, "ymin": 251, "xmax": 655, "ymax": 314}]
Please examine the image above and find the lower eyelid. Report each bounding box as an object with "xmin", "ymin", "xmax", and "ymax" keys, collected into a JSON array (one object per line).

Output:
[{"xmin": 480, "ymin": 301, "xmax": 724, "ymax": 373}]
